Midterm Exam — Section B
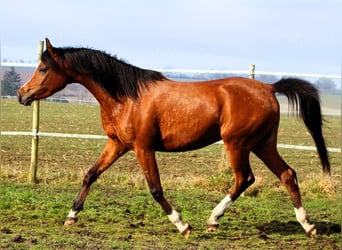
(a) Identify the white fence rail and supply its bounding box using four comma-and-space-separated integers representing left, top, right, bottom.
1, 131, 340, 153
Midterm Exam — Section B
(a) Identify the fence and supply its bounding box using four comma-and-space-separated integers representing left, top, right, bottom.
1, 42, 341, 183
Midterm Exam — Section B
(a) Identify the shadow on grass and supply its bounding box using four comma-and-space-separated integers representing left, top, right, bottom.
256, 220, 341, 236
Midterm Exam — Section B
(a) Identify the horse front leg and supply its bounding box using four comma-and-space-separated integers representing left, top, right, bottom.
64, 139, 128, 226
135, 149, 192, 238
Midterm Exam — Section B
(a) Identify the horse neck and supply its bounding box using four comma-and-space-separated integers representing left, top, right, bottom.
75, 76, 122, 107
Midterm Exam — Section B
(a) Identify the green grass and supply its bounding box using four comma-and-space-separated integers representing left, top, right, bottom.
0, 183, 341, 249
1, 99, 341, 249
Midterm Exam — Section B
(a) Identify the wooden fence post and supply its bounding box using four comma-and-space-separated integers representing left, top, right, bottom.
28, 40, 44, 183
249, 64, 255, 79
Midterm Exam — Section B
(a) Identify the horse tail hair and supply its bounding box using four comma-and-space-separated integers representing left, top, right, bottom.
272, 78, 330, 175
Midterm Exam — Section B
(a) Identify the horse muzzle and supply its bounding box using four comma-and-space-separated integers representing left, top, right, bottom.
17, 89, 34, 106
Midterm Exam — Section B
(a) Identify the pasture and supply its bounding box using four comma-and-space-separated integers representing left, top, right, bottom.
0, 99, 341, 249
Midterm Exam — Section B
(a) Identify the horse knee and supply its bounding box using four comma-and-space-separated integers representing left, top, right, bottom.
150, 188, 164, 202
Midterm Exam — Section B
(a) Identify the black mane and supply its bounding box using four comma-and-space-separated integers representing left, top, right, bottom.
41, 46, 166, 99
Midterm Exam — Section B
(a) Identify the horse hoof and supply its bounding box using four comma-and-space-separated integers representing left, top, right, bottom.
181, 225, 192, 238
306, 226, 317, 239
64, 217, 78, 226
206, 224, 218, 233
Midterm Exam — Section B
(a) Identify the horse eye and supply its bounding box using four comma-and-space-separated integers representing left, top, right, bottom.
39, 67, 48, 73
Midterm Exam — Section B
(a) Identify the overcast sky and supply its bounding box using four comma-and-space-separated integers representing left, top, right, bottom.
1, 0, 341, 75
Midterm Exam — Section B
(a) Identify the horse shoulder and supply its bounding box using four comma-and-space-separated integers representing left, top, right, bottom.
99, 100, 137, 147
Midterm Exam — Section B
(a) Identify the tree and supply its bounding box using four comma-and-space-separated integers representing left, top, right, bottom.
315, 77, 336, 91
1, 67, 22, 96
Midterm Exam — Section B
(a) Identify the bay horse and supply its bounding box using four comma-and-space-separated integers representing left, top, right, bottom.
18, 38, 330, 238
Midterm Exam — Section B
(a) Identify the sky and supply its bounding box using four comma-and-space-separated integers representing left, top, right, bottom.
1, 0, 341, 76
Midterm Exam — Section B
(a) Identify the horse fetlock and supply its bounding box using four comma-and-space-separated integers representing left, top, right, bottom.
64, 209, 79, 226
168, 209, 190, 236
294, 207, 316, 237
181, 224, 192, 238
306, 226, 317, 239
207, 194, 233, 229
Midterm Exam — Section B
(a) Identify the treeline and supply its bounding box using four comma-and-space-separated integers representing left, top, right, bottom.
165, 72, 339, 91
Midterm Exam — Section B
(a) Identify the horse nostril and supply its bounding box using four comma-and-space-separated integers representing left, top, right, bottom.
17, 92, 22, 103
17, 92, 31, 106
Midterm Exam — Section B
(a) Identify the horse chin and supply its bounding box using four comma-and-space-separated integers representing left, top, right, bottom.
23, 99, 33, 106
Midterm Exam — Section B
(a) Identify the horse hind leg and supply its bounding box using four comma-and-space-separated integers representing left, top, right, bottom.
207, 148, 255, 232
253, 139, 316, 238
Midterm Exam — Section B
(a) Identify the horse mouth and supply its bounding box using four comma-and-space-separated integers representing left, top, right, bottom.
18, 94, 34, 106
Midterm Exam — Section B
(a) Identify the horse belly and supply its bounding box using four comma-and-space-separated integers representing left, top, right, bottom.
151, 81, 222, 151
158, 121, 221, 152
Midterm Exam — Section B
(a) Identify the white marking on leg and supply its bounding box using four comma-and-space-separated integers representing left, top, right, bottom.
208, 194, 233, 226
67, 209, 78, 219
168, 209, 189, 233
294, 207, 315, 233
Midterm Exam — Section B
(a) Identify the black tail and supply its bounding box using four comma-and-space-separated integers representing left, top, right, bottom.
272, 78, 330, 175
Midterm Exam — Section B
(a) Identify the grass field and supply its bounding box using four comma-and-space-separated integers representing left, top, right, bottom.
0, 99, 341, 249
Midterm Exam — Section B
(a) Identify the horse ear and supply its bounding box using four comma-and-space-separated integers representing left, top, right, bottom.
45, 38, 60, 62
46, 38, 54, 53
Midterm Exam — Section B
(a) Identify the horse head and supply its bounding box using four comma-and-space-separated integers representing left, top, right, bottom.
18, 38, 70, 106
